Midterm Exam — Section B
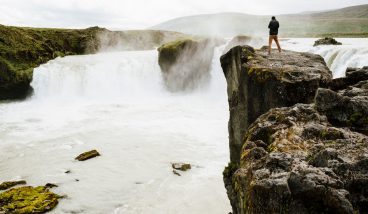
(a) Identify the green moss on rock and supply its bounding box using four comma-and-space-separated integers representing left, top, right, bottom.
0, 180, 26, 191
0, 186, 60, 213
157, 38, 197, 72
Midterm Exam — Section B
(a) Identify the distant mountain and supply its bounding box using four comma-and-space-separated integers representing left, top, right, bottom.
151, 4, 368, 37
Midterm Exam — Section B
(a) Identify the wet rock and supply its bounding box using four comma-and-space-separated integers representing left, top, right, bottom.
227, 104, 368, 213
220, 45, 331, 163
329, 67, 368, 91
75, 150, 100, 161
171, 163, 191, 171
316, 80, 368, 134
314, 37, 342, 46
0, 180, 26, 191
0, 186, 60, 213
158, 38, 223, 91
172, 170, 182, 176
45, 183, 58, 189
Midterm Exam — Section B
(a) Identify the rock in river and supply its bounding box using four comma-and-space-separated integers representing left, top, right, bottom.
0, 180, 26, 191
75, 150, 101, 161
0, 186, 60, 213
314, 37, 342, 46
172, 163, 191, 171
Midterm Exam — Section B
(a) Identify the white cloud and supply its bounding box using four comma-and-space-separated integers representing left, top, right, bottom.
0, 0, 367, 29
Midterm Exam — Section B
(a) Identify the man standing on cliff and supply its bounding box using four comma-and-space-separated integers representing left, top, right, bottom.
268, 16, 282, 55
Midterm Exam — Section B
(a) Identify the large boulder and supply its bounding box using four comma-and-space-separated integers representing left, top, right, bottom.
314, 37, 342, 46
227, 104, 368, 214
158, 38, 223, 91
220, 45, 331, 163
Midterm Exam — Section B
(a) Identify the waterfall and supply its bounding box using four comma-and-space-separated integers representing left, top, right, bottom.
282, 38, 368, 78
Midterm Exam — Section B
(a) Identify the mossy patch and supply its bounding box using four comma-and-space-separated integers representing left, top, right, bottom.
223, 162, 239, 178
0, 186, 60, 213
347, 112, 363, 126
0, 180, 26, 191
247, 67, 273, 83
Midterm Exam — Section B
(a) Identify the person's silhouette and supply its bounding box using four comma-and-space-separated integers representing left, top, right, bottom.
268, 16, 282, 54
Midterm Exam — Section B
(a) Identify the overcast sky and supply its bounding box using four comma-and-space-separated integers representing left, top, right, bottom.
0, 0, 367, 29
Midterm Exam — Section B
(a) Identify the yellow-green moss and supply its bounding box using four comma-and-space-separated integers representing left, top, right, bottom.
0, 186, 60, 213
266, 143, 276, 153
157, 38, 195, 52
247, 67, 272, 83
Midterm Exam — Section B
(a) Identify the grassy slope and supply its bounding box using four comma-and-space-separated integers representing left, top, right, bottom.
0, 25, 187, 100
152, 4, 368, 37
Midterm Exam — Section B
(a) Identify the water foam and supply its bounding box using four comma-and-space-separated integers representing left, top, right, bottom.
282, 38, 368, 78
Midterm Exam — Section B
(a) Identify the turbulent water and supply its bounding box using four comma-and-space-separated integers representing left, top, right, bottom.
282, 38, 368, 78
0, 38, 367, 213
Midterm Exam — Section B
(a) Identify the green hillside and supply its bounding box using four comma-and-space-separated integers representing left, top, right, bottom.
152, 4, 368, 37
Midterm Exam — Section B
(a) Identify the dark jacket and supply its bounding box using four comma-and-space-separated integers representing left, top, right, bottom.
268, 20, 279, 35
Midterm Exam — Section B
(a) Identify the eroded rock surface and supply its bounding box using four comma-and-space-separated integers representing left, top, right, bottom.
221, 45, 368, 214
220, 45, 331, 163
227, 104, 367, 214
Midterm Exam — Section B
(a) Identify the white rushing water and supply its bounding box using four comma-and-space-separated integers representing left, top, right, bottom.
0, 38, 367, 213
281, 38, 368, 78
0, 49, 230, 214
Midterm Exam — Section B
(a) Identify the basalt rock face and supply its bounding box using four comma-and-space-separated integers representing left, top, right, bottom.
221, 45, 368, 214
220, 45, 332, 163
158, 38, 224, 91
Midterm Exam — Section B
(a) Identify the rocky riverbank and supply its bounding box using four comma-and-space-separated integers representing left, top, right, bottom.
0, 25, 187, 100
221, 46, 368, 213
